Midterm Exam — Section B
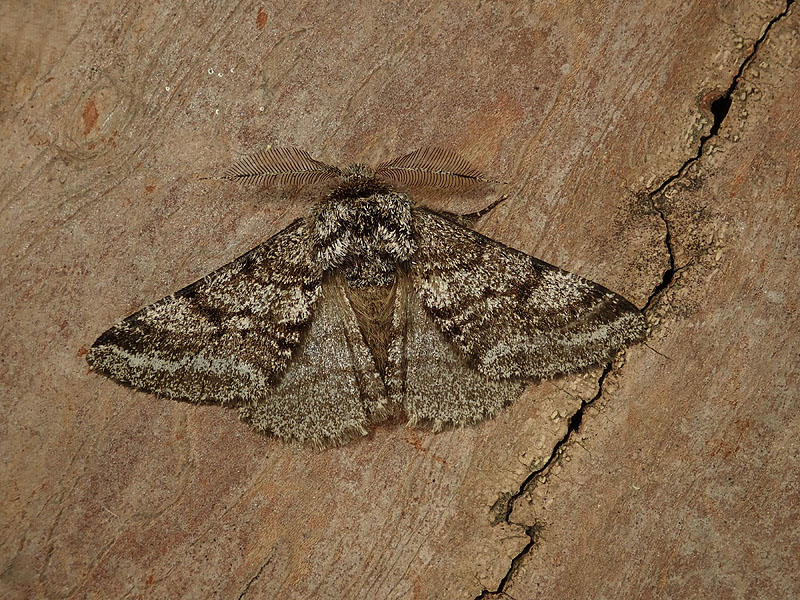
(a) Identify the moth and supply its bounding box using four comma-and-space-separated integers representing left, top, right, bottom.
87, 147, 645, 446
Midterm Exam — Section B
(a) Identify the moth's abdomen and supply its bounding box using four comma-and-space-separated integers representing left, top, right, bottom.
311, 191, 416, 287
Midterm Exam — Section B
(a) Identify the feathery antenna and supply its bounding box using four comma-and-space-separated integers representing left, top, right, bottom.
374, 148, 494, 188
210, 147, 342, 186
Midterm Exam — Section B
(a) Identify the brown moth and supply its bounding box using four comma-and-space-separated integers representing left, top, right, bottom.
87, 148, 645, 447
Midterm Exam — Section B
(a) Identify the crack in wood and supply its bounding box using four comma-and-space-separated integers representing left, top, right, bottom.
474, 363, 613, 600
237, 555, 272, 600
645, 0, 793, 311
473, 2, 794, 596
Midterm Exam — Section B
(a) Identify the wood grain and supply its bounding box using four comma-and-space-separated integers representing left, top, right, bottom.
507, 5, 800, 598
1, 1, 795, 598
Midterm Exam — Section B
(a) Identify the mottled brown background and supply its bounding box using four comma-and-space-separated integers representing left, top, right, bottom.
1, 1, 798, 598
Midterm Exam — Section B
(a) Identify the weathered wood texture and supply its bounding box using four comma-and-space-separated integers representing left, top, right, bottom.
1, 1, 796, 598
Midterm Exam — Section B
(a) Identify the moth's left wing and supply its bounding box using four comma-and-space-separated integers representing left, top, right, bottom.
390, 276, 526, 429
87, 219, 322, 406
410, 208, 646, 381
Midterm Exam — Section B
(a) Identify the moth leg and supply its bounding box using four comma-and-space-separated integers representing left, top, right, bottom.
440, 195, 508, 227
460, 194, 507, 221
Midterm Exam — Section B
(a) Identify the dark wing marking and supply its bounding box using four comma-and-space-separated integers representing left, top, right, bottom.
410, 208, 646, 381
375, 148, 491, 188
387, 275, 525, 429
238, 276, 392, 446
87, 219, 322, 407
217, 147, 342, 186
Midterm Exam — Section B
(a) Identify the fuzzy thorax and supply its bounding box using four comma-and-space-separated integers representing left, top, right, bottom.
311, 167, 416, 288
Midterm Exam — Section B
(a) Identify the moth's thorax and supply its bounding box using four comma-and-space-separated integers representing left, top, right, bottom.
311, 174, 416, 287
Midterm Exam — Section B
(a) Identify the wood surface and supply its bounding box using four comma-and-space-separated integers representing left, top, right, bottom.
1, 1, 797, 598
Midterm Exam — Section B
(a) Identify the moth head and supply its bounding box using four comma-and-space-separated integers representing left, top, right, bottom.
329, 163, 391, 200
340, 163, 376, 182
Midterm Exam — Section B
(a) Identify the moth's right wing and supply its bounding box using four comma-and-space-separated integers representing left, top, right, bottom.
240, 276, 391, 446
87, 219, 325, 404
88, 219, 390, 446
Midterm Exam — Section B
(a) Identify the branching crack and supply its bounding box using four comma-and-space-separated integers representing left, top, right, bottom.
644, 0, 792, 311
474, 364, 613, 600
476, 5, 793, 595
643, 198, 675, 312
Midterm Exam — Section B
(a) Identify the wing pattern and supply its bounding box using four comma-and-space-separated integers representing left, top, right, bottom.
410, 208, 646, 381
239, 277, 391, 446
87, 219, 322, 407
88, 167, 646, 445
386, 275, 526, 429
